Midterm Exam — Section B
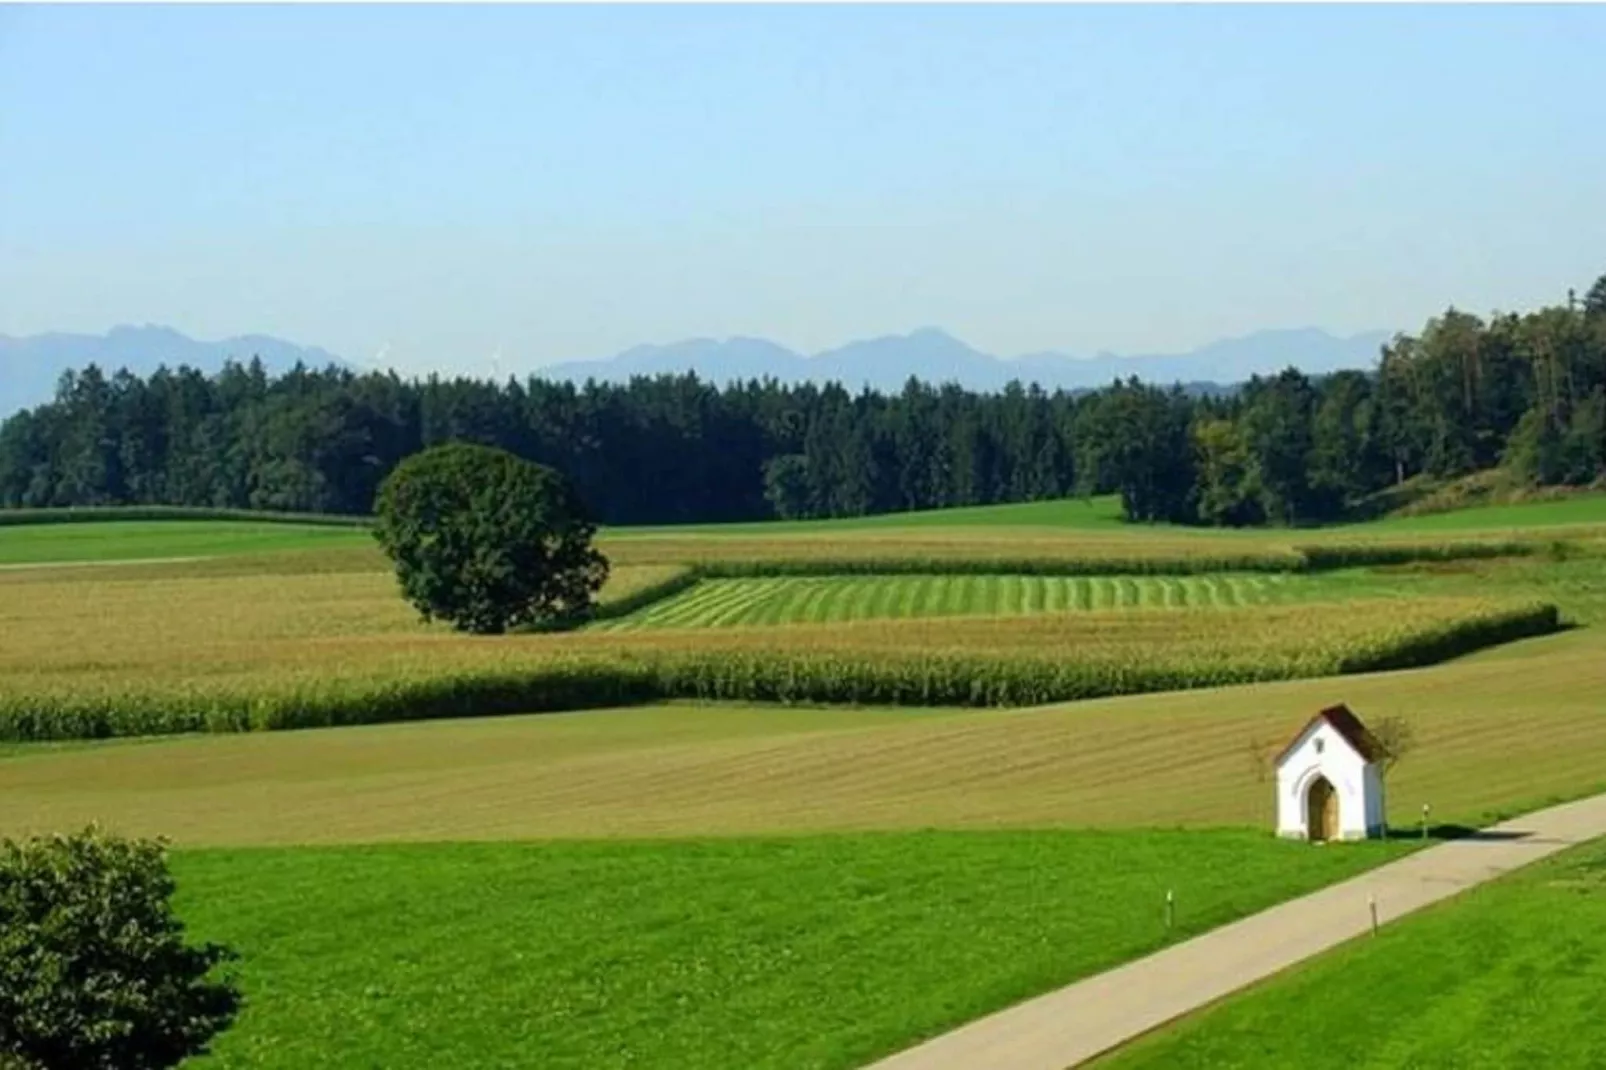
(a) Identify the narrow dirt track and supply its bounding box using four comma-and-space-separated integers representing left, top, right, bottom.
0, 555, 205, 571
863, 792, 1606, 1070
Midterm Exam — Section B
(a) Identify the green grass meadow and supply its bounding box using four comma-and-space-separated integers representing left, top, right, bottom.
0, 519, 369, 566
1357, 493, 1606, 534
603, 494, 1132, 536
606, 489, 1606, 539
1101, 835, 1606, 1070
4, 490, 1600, 568
173, 831, 1407, 1070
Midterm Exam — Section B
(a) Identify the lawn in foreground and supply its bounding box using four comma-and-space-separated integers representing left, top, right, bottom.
173, 830, 1407, 1070
1099, 835, 1606, 1070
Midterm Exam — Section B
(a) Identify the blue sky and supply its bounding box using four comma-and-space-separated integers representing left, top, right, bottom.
2, 3, 1603, 376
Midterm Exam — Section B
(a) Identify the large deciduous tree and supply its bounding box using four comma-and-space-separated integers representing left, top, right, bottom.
1238, 368, 1318, 525
1192, 416, 1261, 527
373, 442, 609, 634
1076, 379, 1197, 523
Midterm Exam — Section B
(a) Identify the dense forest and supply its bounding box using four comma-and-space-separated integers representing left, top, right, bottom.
2, 274, 1603, 528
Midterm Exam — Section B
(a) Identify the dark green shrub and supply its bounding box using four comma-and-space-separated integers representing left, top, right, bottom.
0, 827, 240, 1069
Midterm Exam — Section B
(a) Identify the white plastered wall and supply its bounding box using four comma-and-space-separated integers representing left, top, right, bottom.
1275, 720, 1384, 841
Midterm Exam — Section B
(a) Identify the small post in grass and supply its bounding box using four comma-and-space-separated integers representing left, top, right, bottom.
1165, 889, 1175, 934
1368, 894, 1379, 936
1421, 803, 1431, 841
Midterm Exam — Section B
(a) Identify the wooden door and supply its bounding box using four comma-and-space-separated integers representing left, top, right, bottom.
1306, 777, 1337, 842
1322, 783, 1340, 840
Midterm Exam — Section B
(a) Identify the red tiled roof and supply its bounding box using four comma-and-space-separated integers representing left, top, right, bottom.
1274, 703, 1386, 766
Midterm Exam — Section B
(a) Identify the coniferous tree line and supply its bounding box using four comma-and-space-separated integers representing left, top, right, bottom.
2, 274, 1603, 527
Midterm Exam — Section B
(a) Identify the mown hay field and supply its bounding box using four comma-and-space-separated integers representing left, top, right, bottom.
592, 571, 1388, 630
4, 623, 1603, 846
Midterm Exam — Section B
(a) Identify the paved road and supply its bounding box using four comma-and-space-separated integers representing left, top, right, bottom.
864, 793, 1606, 1070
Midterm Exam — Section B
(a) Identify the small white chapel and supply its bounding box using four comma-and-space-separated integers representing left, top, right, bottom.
1274, 703, 1387, 842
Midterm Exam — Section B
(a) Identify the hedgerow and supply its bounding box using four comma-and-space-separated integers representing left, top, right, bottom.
0, 506, 370, 528
1292, 540, 1536, 571
679, 540, 1540, 579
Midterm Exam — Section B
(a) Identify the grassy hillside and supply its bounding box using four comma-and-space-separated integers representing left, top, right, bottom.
0, 518, 369, 566
0, 505, 370, 529
609, 490, 1606, 538
606, 495, 1130, 535
1101, 835, 1606, 1070
2, 491, 1604, 570
1353, 492, 1606, 533
171, 831, 1403, 1070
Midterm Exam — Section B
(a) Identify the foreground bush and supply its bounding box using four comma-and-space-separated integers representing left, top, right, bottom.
0, 827, 240, 1069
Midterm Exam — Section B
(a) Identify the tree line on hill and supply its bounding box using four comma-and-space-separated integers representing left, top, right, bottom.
2, 274, 1603, 527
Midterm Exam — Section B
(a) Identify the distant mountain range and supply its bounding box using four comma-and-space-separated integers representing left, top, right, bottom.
0, 325, 352, 417
0, 323, 1395, 417
541, 326, 1395, 395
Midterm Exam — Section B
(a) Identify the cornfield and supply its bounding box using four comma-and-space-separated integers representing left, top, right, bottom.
0, 577, 1559, 739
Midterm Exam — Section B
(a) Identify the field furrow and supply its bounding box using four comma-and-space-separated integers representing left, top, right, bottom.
595, 569, 1416, 631
941, 575, 966, 616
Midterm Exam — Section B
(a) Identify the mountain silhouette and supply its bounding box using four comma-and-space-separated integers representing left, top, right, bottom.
539, 325, 1394, 393
0, 325, 352, 415
1, 323, 1394, 417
